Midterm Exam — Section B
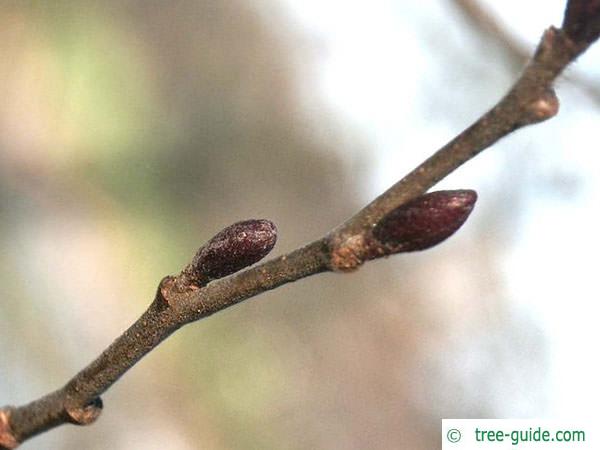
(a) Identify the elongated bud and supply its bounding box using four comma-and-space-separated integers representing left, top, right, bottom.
373, 190, 477, 252
329, 190, 477, 273
185, 219, 277, 285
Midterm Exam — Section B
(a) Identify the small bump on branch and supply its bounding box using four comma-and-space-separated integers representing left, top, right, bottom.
521, 88, 559, 125
65, 398, 103, 426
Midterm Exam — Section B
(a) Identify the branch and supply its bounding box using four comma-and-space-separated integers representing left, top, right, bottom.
451, 0, 600, 106
2, 1, 599, 447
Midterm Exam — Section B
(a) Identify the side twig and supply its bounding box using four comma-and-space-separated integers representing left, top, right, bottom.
1, 1, 599, 447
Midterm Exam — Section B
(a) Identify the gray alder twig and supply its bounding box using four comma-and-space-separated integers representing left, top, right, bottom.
451, 0, 600, 106
1, 1, 599, 447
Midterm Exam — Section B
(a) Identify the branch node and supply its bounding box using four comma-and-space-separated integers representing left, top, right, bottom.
0, 409, 19, 449
155, 276, 178, 308
329, 234, 367, 273
65, 398, 103, 426
523, 89, 559, 124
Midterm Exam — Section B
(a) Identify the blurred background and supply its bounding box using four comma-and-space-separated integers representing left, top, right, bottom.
1, 0, 599, 448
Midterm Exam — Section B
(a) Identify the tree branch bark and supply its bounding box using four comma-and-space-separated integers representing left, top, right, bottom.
1, 1, 599, 447
451, 0, 600, 106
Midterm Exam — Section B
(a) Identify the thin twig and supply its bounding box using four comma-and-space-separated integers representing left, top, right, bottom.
1, 1, 599, 447
451, 0, 600, 106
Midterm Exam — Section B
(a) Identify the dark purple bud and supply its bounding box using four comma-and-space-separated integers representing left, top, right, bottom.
563, 0, 600, 44
373, 190, 477, 252
188, 219, 277, 284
